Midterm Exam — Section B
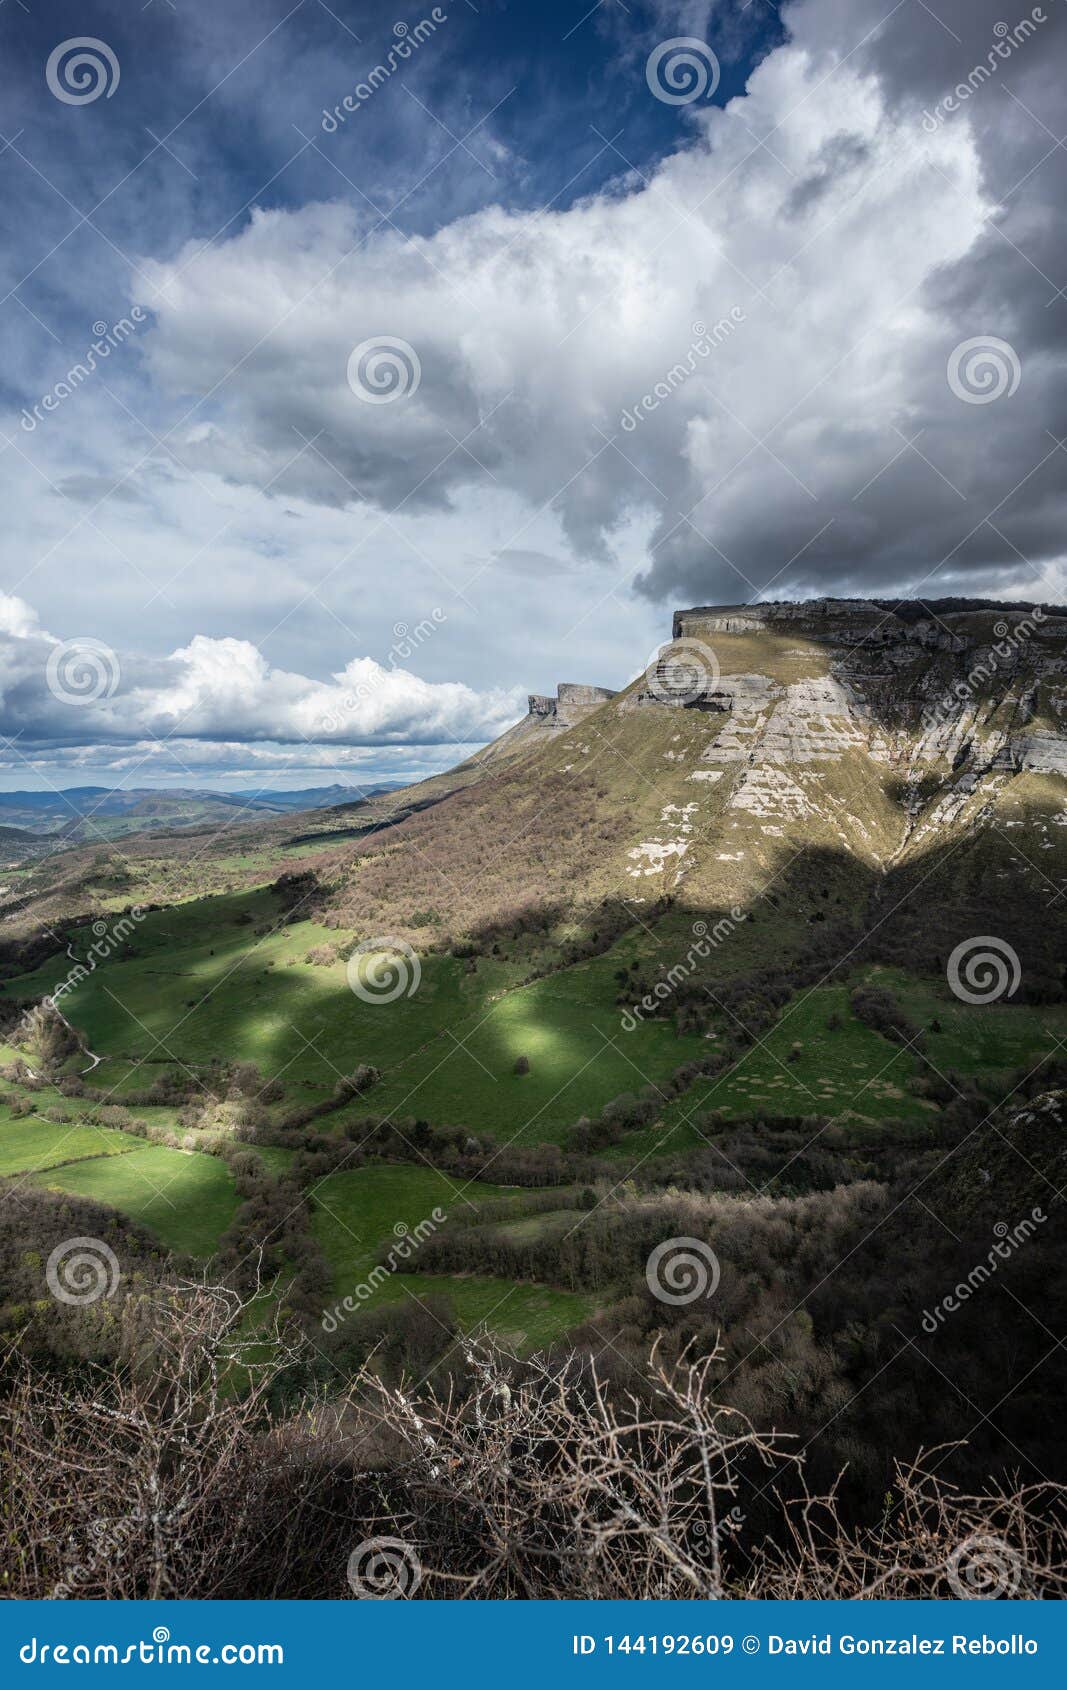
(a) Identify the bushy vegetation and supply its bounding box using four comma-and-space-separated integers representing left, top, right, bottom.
3, 1277, 1064, 1600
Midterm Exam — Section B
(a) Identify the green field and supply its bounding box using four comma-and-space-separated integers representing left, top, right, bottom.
30, 1143, 239, 1256
312, 1164, 595, 1349
1, 890, 521, 1106
7, 871, 1064, 1356
612, 969, 1067, 1159
363, 951, 712, 1140
1, 891, 724, 1140
0, 1109, 133, 1177
611, 984, 935, 1158
869, 965, 1067, 1079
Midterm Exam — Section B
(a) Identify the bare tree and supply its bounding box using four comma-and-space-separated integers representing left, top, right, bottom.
3, 1289, 1065, 1601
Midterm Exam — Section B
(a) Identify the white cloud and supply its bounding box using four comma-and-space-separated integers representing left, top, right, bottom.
3, 0, 1065, 782
0, 736, 483, 792
0, 592, 525, 758
132, 20, 1063, 608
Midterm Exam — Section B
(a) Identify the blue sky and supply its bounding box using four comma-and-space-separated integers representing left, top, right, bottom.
1, 0, 1064, 790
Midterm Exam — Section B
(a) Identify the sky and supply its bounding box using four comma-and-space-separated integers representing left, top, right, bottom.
0, 0, 1065, 792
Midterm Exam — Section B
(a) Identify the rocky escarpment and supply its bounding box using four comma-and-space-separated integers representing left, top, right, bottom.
477, 682, 617, 768
528, 683, 617, 726
660, 599, 1067, 787
605, 597, 1067, 894
673, 597, 1065, 647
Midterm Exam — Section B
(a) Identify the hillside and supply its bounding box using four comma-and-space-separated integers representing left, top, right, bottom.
10, 597, 1065, 957
2, 597, 1065, 1541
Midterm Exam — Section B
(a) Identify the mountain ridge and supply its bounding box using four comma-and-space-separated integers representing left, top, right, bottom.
2, 597, 1065, 982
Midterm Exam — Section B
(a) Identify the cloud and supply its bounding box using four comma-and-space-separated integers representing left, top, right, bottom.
128, 0, 1067, 613
0, 594, 525, 760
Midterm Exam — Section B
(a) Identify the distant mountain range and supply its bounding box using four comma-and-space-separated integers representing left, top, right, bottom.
0, 783, 398, 853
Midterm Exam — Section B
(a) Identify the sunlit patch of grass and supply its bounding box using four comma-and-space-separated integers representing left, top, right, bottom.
0, 1108, 133, 1177
30, 1143, 238, 1256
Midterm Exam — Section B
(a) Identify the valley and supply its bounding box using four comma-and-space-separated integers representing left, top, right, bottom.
3, 596, 1066, 1594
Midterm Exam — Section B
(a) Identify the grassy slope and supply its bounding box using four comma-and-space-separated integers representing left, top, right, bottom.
0, 891, 764, 1140
869, 964, 1067, 1078
0, 1109, 133, 1176
363, 951, 710, 1141
608, 983, 931, 1159
2, 891, 522, 1105
312, 1164, 595, 1350
4, 616, 1066, 1356
29, 1144, 238, 1256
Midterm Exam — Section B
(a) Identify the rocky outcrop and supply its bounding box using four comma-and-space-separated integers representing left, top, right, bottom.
523, 684, 616, 728
673, 598, 1067, 642
661, 600, 1067, 782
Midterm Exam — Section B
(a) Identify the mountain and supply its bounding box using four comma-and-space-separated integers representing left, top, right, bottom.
302, 599, 1067, 996
3, 598, 1065, 982
0, 782, 377, 835
3, 597, 1066, 1585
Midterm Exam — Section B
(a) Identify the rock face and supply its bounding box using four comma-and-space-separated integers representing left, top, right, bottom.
481, 682, 617, 768
524, 684, 616, 728
293, 594, 1067, 955
663, 600, 1067, 784
471, 598, 1067, 907
565, 596, 1067, 902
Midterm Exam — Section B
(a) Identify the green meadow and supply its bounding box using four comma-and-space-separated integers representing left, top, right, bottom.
868, 965, 1067, 1079
5, 879, 1062, 1356
312, 1164, 595, 1350
2, 891, 519, 1105
611, 984, 933, 1158
2, 892, 714, 1138
30, 1143, 239, 1257
361, 952, 714, 1140
0, 1109, 133, 1177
